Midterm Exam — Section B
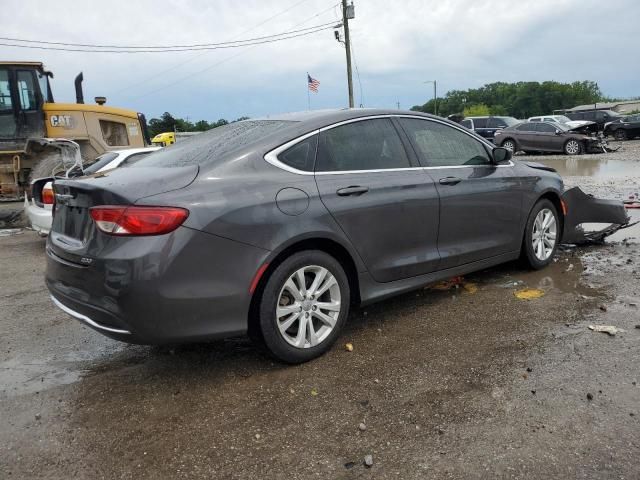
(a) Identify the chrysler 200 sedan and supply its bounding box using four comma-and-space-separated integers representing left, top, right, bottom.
47, 109, 564, 363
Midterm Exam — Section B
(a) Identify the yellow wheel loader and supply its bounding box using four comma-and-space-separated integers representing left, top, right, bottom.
0, 62, 150, 199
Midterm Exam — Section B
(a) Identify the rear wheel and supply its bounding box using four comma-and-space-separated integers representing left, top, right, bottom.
614, 129, 627, 140
256, 250, 350, 363
501, 139, 517, 153
521, 199, 559, 269
563, 139, 582, 155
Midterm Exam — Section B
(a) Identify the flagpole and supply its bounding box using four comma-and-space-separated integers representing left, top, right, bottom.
306, 72, 310, 111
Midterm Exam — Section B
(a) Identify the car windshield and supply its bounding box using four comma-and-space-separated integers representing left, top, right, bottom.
83, 152, 118, 174
132, 120, 295, 168
554, 122, 571, 131
555, 116, 572, 123
502, 117, 520, 127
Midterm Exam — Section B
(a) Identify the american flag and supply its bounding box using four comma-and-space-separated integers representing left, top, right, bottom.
308, 74, 320, 93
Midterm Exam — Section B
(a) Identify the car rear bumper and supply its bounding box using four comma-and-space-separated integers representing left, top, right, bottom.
24, 198, 52, 236
46, 227, 271, 344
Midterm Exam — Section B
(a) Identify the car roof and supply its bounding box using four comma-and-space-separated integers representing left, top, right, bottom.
253, 108, 439, 124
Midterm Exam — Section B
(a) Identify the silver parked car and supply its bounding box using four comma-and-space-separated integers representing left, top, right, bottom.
47, 109, 565, 363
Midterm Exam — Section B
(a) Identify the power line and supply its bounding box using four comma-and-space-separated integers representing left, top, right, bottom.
0, 22, 337, 50
0, 23, 337, 53
129, 3, 341, 100
115, 0, 317, 94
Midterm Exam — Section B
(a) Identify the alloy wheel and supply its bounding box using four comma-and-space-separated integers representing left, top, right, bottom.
565, 140, 580, 155
614, 130, 627, 140
276, 265, 341, 349
532, 208, 557, 261
503, 140, 515, 152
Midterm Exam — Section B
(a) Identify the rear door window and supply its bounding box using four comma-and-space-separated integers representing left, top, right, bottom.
472, 118, 488, 128
535, 123, 557, 133
316, 119, 410, 171
399, 118, 491, 167
487, 118, 506, 128
516, 123, 536, 132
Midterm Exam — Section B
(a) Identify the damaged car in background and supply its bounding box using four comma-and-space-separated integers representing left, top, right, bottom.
24, 139, 160, 236
495, 121, 615, 155
42, 109, 634, 364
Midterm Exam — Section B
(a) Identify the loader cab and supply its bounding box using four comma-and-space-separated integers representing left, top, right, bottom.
0, 62, 52, 152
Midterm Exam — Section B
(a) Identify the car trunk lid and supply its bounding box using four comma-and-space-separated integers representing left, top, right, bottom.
49, 166, 197, 263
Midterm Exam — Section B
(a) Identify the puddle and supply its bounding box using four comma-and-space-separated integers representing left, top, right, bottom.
532, 157, 640, 179
0, 356, 85, 397
607, 209, 640, 243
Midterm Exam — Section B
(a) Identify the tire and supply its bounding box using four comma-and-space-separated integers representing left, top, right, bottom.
521, 199, 560, 270
256, 250, 350, 363
614, 129, 627, 141
501, 139, 517, 153
563, 139, 583, 155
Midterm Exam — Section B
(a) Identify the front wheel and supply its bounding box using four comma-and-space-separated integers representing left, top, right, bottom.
256, 250, 350, 363
564, 139, 583, 155
521, 199, 560, 270
501, 139, 517, 153
614, 129, 627, 140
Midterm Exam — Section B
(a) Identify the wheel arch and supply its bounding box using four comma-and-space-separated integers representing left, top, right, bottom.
247, 236, 361, 339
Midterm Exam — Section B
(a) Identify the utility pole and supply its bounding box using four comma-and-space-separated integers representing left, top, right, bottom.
424, 80, 437, 116
341, 0, 354, 108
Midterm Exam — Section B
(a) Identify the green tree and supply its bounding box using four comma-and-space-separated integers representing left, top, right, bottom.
411, 80, 606, 118
463, 103, 490, 117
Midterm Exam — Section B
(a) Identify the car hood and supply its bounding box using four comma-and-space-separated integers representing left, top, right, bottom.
565, 121, 599, 134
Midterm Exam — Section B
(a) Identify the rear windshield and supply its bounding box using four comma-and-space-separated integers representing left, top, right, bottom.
83, 152, 118, 174
132, 120, 295, 168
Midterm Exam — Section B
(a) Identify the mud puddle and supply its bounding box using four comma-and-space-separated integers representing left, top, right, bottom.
532, 156, 640, 179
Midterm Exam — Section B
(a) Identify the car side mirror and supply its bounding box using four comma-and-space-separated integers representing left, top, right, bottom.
555, 129, 561, 135
493, 147, 511, 164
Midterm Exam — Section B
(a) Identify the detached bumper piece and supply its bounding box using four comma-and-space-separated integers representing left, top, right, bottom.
586, 137, 619, 154
561, 187, 636, 244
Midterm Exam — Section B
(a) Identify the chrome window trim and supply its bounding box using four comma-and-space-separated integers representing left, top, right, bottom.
51, 295, 131, 335
263, 114, 509, 175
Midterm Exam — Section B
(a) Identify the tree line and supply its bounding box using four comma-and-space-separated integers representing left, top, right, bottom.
147, 112, 250, 137
410, 80, 617, 118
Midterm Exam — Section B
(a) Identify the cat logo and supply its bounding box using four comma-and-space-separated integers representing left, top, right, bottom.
49, 115, 75, 129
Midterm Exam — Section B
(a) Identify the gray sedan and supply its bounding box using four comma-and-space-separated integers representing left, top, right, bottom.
46, 109, 564, 363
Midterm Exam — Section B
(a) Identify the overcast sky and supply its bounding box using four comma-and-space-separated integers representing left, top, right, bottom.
3, 0, 639, 121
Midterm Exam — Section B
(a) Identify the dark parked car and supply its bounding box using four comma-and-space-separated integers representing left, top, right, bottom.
565, 110, 621, 130
604, 114, 640, 140
460, 116, 520, 142
494, 121, 604, 155
47, 109, 565, 363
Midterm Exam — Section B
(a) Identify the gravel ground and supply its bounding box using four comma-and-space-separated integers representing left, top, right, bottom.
1, 140, 639, 479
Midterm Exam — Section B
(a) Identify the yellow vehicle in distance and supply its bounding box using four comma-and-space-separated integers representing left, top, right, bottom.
151, 131, 202, 147
151, 132, 175, 146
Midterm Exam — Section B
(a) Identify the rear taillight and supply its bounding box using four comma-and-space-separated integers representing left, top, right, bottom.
89, 206, 189, 236
42, 187, 55, 205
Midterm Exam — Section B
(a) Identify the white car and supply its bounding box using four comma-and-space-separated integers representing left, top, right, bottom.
25, 147, 161, 236
528, 115, 591, 129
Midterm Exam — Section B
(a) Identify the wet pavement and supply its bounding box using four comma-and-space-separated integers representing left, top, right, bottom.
1, 141, 639, 479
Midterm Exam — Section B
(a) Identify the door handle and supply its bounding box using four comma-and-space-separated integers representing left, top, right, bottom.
336, 185, 369, 196
438, 177, 462, 186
